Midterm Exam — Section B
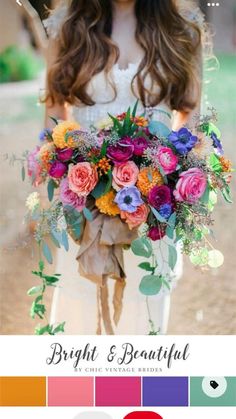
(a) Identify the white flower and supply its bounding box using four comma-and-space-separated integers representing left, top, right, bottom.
26, 192, 40, 212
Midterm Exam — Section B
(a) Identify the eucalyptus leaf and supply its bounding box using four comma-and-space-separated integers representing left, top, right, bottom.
148, 120, 171, 137
151, 206, 166, 223
61, 229, 69, 251
138, 262, 154, 272
168, 244, 178, 270
131, 237, 153, 258
47, 178, 55, 202
200, 184, 210, 205
83, 207, 93, 222
189, 247, 209, 266
91, 180, 107, 199
21, 166, 25, 181
42, 241, 53, 264
139, 274, 162, 296
50, 232, 61, 249
208, 249, 224, 268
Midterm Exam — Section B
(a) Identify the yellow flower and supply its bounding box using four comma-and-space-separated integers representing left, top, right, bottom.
96, 189, 120, 216
137, 167, 163, 196
52, 121, 80, 149
132, 116, 148, 127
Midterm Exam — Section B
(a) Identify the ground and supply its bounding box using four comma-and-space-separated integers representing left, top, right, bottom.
0, 54, 235, 335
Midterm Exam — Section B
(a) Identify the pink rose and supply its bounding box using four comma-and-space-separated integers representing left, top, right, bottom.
156, 146, 178, 174
49, 161, 67, 178
60, 178, 86, 211
112, 161, 139, 190
68, 162, 98, 196
174, 167, 207, 203
121, 204, 149, 230
27, 146, 43, 186
147, 225, 166, 241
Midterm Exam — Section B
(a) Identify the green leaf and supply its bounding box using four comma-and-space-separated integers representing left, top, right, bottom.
131, 237, 153, 258
162, 277, 171, 291
189, 247, 209, 266
47, 178, 56, 202
100, 140, 108, 157
83, 207, 93, 222
42, 241, 53, 264
27, 286, 43, 296
148, 121, 171, 137
49, 116, 58, 125
221, 185, 233, 203
52, 321, 66, 334
50, 232, 61, 248
139, 274, 162, 296
132, 99, 139, 117
208, 249, 224, 268
43, 275, 60, 284
91, 180, 107, 199
200, 184, 210, 205
71, 224, 82, 239
166, 212, 176, 239
209, 153, 222, 174
61, 229, 69, 251
138, 262, 154, 272
151, 206, 166, 223
168, 244, 178, 270
21, 166, 25, 181
39, 260, 44, 272
35, 324, 52, 335
104, 169, 113, 195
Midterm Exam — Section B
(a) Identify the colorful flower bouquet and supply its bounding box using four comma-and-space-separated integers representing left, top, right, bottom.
24, 102, 233, 334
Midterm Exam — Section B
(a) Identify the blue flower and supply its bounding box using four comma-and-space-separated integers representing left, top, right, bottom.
211, 132, 223, 155
159, 203, 172, 220
168, 127, 197, 155
39, 128, 52, 142
114, 186, 143, 213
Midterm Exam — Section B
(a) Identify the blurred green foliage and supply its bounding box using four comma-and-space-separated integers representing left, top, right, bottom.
0, 45, 43, 83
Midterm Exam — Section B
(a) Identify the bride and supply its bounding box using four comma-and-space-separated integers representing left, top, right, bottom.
43, 0, 204, 335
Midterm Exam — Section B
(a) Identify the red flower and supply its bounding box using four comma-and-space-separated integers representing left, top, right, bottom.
147, 226, 166, 241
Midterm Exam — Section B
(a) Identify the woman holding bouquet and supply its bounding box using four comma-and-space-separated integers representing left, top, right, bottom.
43, 0, 204, 334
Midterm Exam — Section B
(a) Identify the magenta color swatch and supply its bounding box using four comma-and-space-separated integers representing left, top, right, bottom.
48, 377, 94, 406
95, 377, 141, 406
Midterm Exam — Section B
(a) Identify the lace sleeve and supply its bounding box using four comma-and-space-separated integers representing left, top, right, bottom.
43, 5, 68, 39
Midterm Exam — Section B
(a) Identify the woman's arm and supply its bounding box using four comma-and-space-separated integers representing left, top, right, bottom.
44, 38, 69, 128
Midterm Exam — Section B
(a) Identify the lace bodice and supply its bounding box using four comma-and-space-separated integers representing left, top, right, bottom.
71, 62, 173, 129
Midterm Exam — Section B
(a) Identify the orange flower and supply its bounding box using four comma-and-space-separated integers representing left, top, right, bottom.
137, 167, 163, 196
39, 143, 55, 170
219, 156, 232, 172
96, 157, 111, 175
132, 116, 148, 127
52, 121, 80, 149
68, 162, 98, 196
96, 190, 120, 216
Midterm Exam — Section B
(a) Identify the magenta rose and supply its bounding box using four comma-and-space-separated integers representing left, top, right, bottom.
133, 137, 149, 156
148, 185, 172, 209
147, 226, 166, 241
156, 146, 178, 174
56, 148, 73, 162
27, 146, 43, 186
107, 138, 134, 163
49, 161, 67, 178
60, 178, 86, 211
174, 167, 207, 204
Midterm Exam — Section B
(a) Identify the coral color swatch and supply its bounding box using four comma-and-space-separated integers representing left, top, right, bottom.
0, 376, 46, 406
48, 377, 94, 406
95, 377, 141, 406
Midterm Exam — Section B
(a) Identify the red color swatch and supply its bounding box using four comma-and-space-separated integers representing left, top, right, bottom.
95, 377, 141, 406
48, 377, 94, 406
124, 413, 163, 419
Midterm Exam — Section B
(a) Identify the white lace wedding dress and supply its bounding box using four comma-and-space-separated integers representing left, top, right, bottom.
45, 8, 183, 335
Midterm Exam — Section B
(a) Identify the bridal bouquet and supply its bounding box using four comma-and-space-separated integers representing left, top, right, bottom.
24, 103, 232, 334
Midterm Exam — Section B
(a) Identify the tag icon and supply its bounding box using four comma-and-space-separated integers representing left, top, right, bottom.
202, 377, 228, 398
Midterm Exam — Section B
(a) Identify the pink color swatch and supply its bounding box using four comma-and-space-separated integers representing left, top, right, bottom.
95, 377, 141, 406
48, 377, 94, 406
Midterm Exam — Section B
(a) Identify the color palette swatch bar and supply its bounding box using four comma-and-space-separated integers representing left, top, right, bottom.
143, 376, 189, 406
1, 376, 235, 407
0, 376, 46, 406
96, 377, 141, 406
